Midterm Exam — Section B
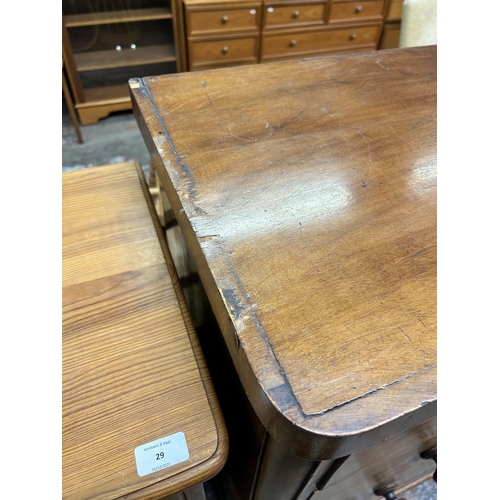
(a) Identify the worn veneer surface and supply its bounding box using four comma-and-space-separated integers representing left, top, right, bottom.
62, 162, 227, 499
130, 46, 437, 459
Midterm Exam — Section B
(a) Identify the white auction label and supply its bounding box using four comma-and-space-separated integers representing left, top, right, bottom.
134, 431, 189, 477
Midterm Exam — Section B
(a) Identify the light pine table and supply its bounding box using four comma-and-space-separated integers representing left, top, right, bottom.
62, 162, 228, 500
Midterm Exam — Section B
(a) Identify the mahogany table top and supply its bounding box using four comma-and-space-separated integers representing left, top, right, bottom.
130, 46, 437, 460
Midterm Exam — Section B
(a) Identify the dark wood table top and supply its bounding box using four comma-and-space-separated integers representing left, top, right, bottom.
130, 46, 437, 460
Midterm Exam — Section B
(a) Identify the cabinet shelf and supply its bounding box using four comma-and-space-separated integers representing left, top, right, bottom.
71, 84, 134, 125
80, 84, 132, 106
64, 7, 173, 27
74, 44, 177, 71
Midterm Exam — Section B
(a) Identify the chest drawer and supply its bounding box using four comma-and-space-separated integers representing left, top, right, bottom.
299, 417, 437, 500
329, 0, 385, 22
263, 3, 326, 29
188, 36, 258, 69
261, 24, 380, 60
186, 6, 260, 36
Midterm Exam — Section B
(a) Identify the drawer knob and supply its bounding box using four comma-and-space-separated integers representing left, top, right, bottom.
420, 445, 437, 482
349, 33, 357, 40
222, 46, 229, 54
222, 15, 229, 23
355, 5, 363, 13
293, 10, 300, 18
290, 39, 297, 47
115, 45, 122, 51
268, 7, 274, 12
374, 481, 407, 500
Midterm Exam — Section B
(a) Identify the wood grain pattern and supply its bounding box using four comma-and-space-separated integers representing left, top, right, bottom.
130, 46, 436, 460
62, 162, 227, 500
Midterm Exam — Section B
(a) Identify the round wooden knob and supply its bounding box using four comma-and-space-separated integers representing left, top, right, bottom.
293, 10, 300, 18
355, 5, 363, 13
374, 481, 407, 500
350, 33, 357, 40
222, 15, 229, 23
290, 39, 297, 47
222, 46, 229, 54
420, 445, 437, 482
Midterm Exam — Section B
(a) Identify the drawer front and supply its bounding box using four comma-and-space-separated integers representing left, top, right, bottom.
295, 416, 437, 500
310, 418, 436, 500
261, 25, 380, 59
187, 7, 260, 36
263, 3, 326, 28
188, 36, 258, 69
329, 0, 385, 22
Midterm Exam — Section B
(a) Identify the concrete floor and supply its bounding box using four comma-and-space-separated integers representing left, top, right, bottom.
62, 100, 151, 179
62, 106, 437, 500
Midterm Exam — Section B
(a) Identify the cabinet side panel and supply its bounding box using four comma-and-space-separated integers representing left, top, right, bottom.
62, 19, 85, 103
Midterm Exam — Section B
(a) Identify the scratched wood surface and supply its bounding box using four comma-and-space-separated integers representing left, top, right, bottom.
62, 162, 228, 500
130, 46, 437, 460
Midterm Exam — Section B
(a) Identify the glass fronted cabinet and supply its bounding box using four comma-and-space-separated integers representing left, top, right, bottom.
62, 0, 186, 124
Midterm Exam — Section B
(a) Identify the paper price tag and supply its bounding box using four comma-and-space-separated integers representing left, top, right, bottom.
134, 432, 189, 477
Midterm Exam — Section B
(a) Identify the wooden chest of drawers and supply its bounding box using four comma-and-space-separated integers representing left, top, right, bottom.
184, 0, 389, 70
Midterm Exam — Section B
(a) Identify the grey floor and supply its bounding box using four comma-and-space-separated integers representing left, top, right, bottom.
62, 104, 437, 500
62, 100, 151, 178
